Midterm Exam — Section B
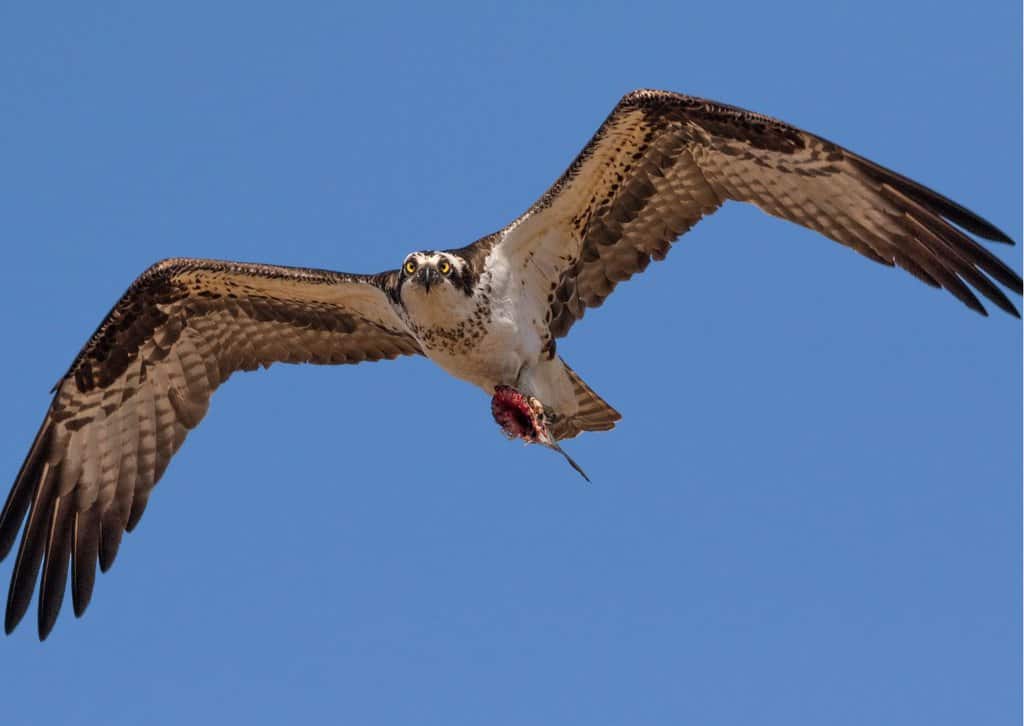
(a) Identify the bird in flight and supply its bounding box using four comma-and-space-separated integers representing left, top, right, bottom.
1, 90, 1020, 640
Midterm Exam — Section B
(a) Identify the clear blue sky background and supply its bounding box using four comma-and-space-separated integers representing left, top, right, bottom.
0, 3, 1020, 724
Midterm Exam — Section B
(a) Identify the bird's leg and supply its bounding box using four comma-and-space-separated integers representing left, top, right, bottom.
490, 385, 590, 481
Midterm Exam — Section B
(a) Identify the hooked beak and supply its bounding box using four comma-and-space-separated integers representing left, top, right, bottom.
417, 266, 439, 293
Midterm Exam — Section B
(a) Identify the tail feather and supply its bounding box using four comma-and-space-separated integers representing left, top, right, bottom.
551, 360, 621, 440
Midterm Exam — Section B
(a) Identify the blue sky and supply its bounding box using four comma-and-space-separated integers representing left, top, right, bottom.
0, 2, 1020, 724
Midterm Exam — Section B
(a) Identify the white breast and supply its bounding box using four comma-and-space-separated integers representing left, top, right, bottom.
401, 245, 549, 393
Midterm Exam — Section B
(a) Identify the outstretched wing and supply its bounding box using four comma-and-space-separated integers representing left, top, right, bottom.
0, 258, 420, 639
478, 89, 1021, 344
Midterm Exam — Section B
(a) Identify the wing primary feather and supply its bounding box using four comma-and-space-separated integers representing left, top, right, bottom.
38, 496, 73, 640
892, 253, 941, 288
97, 516, 124, 573
0, 420, 52, 561
905, 216, 1020, 317
4, 460, 61, 635
954, 241, 1024, 294
880, 183, 1023, 295
126, 490, 151, 532
901, 239, 988, 315
71, 507, 100, 618
876, 183, 1021, 316
851, 154, 1015, 244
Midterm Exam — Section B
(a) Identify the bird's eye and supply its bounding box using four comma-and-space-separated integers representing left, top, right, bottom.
404, 260, 418, 275
438, 260, 452, 275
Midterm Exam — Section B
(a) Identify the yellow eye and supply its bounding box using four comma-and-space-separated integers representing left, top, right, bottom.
438, 260, 451, 275
404, 260, 417, 275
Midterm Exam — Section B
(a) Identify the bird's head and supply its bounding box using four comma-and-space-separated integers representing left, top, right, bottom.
398, 251, 474, 304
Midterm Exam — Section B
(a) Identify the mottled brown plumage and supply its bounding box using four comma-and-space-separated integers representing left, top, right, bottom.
1, 259, 419, 638
496, 90, 1019, 351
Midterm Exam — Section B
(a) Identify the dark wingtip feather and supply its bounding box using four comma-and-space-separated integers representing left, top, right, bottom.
931, 196, 1016, 245
126, 491, 151, 533
71, 509, 100, 618
0, 421, 52, 562
958, 291, 988, 317
851, 154, 1017, 245
983, 226, 1014, 245
5, 459, 62, 636
98, 519, 124, 573
979, 286, 1018, 317
877, 182, 1021, 318
38, 497, 73, 640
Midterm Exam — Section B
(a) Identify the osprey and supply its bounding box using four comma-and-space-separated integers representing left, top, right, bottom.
1, 90, 1020, 639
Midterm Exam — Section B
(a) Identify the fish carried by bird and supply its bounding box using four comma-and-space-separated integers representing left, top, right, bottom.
491, 385, 591, 481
